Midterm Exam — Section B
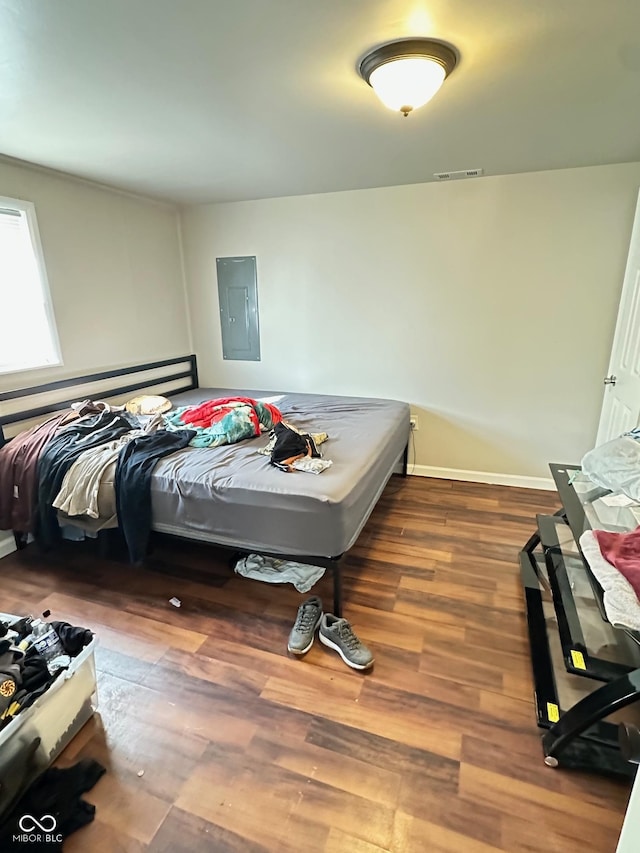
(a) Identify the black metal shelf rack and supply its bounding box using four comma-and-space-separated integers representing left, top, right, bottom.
520, 464, 640, 777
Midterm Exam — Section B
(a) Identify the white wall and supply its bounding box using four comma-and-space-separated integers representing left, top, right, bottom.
0, 157, 191, 393
181, 162, 640, 481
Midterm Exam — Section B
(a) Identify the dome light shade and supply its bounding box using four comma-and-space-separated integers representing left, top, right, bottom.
369, 57, 446, 113
359, 38, 457, 116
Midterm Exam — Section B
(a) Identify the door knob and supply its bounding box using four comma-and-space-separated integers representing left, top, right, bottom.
603, 375, 617, 386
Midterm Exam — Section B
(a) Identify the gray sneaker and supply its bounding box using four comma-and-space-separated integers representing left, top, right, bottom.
318, 613, 374, 670
287, 596, 323, 655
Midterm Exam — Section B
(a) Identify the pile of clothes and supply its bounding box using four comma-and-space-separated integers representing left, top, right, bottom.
163, 396, 334, 471
0, 399, 194, 563
581, 528, 640, 630
0, 758, 106, 851
0, 612, 93, 732
581, 428, 640, 502
0, 393, 334, 569
164, 396, 282, 447
0, 611, 105, 853
0, 611, 103, 849
577, 430, 640, 630
263, 421, 332, 474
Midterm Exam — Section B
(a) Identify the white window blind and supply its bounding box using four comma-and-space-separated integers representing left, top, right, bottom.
0, 197, 61, 374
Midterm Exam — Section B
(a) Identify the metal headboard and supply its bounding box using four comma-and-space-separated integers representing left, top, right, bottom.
0, 354, 199, 446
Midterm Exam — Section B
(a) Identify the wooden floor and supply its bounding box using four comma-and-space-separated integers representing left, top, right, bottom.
1, 476, 632, 852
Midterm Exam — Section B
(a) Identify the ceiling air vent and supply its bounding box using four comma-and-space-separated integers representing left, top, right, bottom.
433, 168, 484, 181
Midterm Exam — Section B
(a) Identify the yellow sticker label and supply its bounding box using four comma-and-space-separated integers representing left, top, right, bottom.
547, 702, 560, 723
571, 650, 586, 670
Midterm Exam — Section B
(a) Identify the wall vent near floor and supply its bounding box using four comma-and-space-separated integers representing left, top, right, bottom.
434, 168, 484, 180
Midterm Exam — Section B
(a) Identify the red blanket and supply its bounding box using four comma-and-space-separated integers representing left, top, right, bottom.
179, 397, 282, 435
594, 527, 640, 601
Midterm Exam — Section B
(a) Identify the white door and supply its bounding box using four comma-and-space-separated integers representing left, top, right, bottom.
597, 189, 640, 445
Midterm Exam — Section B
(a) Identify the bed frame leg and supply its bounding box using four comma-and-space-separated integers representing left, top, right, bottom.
332, 559, 343, 618
402, 442, 408, 477
13, 531, 27, 551
97, 530, 110, 560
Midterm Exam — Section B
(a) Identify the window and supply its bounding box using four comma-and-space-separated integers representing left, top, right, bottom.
0, 196, 61, 374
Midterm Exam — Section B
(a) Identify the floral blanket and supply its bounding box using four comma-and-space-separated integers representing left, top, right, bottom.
164, 397, 282, 448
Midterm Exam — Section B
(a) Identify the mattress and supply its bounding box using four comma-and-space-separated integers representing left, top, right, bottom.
150, 387, 410, 557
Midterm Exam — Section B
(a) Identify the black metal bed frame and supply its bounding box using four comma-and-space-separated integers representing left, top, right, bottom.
0, 355, 199, 440
0, 354, 409, 616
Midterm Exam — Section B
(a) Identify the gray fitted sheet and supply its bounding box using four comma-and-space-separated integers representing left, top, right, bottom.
150, 387, 410, 557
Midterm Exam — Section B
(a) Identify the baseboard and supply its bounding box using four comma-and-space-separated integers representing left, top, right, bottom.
409, 464, 555, 491
0, 532, 17, 560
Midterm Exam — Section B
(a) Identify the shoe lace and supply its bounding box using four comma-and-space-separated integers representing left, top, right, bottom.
336, 620, 362, 651
295, 604, 317, 632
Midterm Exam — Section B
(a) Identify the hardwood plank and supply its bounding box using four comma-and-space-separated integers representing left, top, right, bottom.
403, 792, 505, 848
500, 813, 590, 853
400, 574, 498, 606
357, 679, 537, 759
357, 538, 453, 566
464, 623, 530, 656
79, 771, 170, 845
324, 828, 389, 853
347, 603, 449, 653
418, 645, 505, 692
261, 674, 462, 760
459, 763, 624, 847
156, 647, 270, 697
305, 716, 459, 789
399, 814, 504, 853
461, 733, 630, 811
369, 662, 483, 714
0, 475, 628, 852
391, 811, 414, 853
65, 818, 147, 853
176, 741, 392, 850
148, 806, 271, 853
394, 587, 526, 637
41, 591, 208, 653
248, 728, 402, 807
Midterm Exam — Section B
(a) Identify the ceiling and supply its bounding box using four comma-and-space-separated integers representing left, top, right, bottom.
1, 0, 640, 205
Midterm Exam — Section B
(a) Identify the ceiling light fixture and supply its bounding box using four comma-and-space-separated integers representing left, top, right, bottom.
358, 38, 457, 117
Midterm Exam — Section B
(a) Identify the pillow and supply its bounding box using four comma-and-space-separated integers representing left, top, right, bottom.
125, 395, 172, 416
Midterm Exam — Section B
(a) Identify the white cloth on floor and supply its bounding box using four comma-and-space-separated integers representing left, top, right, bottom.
579, 530, 640, 631
234, 553, 325, 593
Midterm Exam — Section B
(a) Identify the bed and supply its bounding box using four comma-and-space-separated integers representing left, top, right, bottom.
0, 356, 410, 614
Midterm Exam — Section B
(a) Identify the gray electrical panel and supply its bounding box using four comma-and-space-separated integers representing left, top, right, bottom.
216, 256, 261, 361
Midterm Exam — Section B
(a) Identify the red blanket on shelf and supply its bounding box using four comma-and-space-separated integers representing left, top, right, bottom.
594, 527, 640, 601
